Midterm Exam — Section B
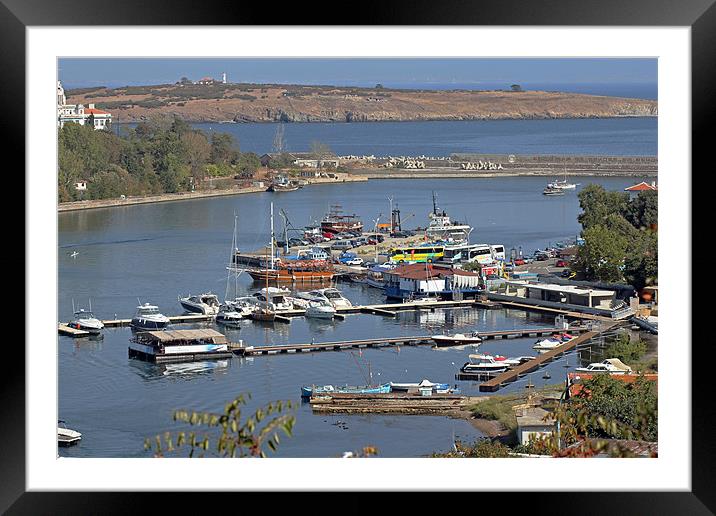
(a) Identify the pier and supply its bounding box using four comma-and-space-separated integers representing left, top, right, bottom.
232, 327, 589, 356
476, 322, 621, 392
309, 392, 482, 415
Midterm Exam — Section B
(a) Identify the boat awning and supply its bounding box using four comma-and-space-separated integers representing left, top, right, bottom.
140, 329, 228, 344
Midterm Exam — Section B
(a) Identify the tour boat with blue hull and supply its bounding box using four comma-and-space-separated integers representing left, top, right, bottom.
129, 329, 233, 363
301, 383, 391, 398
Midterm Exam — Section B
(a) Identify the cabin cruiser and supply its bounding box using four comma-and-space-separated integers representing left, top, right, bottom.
131, 303, 170, 330
296, 287, 353, 309
58, 420, 82, 446
548, 178, 578, 190
68, 307, 104, 335
431, 331, 482, 347
252, 287, 294, 312
305, 299, 337, 319
179, 293, 220, 315
575, 358, 632, 375
215, 300, 254, 327
460, 354, 510, 374
543, 185, 565, 196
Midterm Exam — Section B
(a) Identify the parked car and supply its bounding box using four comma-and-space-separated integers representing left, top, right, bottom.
561, 269, 573, 278
555, 259, 568, 267
536, 253, 549, 261
513, 258, 525, 266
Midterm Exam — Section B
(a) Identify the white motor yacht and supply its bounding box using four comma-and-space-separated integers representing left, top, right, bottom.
68, 307, 104, 335
297, 287, 353, 309
460, 354, 510, 374
179, 292, 220, 315
58, 420, 82, 446
305, 299, 337, 319
532, 333, 574, 350
131, 303, 170, 330
431, 331, 482, 347
252, 287, 294, 312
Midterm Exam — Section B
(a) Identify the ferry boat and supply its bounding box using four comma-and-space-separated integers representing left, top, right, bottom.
128, 329, 232, 363
320, 204, 363, 234
425, 192, 472, 243
130, 303, 170, 330
179, 292, 220, 315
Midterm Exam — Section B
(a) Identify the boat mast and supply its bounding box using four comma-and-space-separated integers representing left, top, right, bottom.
270, 202, 275, 270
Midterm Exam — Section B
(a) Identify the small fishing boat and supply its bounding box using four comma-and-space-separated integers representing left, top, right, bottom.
300, 382, 391, 398
68, 301, 104, 335
267, 176, 300, 192
305, 299, 337, 319
58, 420, 82, 446
131, 303, 170, 330
431, 331, 482, 347
460, 354, 510, 374
179, 293, 220, 315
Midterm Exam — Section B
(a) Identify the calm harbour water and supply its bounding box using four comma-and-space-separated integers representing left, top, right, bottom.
58, 175, 644, 458
122, 118, 657, 157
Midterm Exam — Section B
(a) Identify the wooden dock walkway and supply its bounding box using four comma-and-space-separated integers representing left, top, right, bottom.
58, 324, 91, 337
233, 326, 589, 356
309, 392, 482, 415
477, 322, 620, 392
495, 300, 614, 321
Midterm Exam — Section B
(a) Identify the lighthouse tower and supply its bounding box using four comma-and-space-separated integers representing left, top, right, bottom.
222, 72, 227, 84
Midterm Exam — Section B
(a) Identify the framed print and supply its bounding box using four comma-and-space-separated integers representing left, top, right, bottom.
4, 0, 712, 512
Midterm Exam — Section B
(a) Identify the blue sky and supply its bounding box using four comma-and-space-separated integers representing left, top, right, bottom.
58, 58, 657, 90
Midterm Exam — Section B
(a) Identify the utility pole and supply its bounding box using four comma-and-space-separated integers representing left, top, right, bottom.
387, 196, 394, 234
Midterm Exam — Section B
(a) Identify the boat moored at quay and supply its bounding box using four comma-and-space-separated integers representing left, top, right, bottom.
128, 329, 233, 363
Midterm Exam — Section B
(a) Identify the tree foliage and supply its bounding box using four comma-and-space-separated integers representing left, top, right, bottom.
574, 184, 657, 287
144, 393, 296, 458
58, 114, 259, 202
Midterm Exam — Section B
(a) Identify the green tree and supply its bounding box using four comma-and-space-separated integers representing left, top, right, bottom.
604, 333, 648, 364
145, 393, 295, 458
577, 184, 630, 230
573, 224, 628, 282
622, 190, 658, 229
210, 132, 238, 165
623, 229, 658, 290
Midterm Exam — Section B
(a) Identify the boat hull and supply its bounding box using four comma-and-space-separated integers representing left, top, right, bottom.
131, 318, 169, 330
432, 336, 482, 347
301, 383, 392, 398
248, 269, 335, 283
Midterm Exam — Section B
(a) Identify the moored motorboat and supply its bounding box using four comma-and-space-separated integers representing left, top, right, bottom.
460, 354, 510, 374
431, 331, 482, 347
68, 303, 104, 335
388, 379, 451, 392
305, 299, 337, 319
532, 333, 574, 350
296, 287, 353, 309
179, 292, 220, 315
58, 420, 82, 446
130, 303, 170, 330
543, 185, 565, 196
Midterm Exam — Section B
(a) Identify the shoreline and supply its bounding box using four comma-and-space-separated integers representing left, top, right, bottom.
57, 169, 655, 213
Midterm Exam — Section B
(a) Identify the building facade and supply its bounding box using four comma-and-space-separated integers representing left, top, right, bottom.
57, 81, 112, 130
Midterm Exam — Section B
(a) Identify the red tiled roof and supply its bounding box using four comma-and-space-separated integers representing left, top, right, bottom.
625, 182, 657, 191
85, 108, 111, 115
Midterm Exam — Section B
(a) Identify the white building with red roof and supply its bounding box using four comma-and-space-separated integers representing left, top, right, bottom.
57, 81, 112, 130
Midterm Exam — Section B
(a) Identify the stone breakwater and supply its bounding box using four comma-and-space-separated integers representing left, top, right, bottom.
346, 154, 658, 178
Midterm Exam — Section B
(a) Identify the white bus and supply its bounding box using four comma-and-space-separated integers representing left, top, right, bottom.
489, 244, 506, 262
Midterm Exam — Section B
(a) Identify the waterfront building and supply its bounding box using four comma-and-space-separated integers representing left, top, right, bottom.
625, 181, 658, 192
515, 406, 556, 446
57, 81, 112, 130
382, 263, 482, 300
499, 281, 617, 309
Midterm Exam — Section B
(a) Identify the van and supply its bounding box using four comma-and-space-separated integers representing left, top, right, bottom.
331, 240, 353, 251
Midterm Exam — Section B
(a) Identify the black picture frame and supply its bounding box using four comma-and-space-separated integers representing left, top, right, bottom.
4, 0, 709, 512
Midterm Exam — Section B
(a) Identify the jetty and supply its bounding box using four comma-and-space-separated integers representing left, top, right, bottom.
475, 322, 621, 392
232, 326, 589, 356
309, 392, 483, 415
